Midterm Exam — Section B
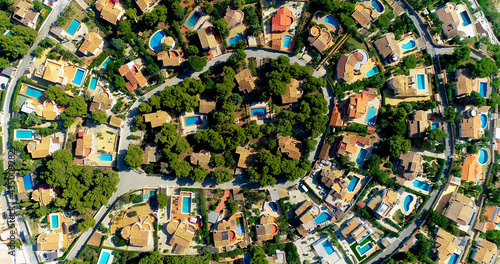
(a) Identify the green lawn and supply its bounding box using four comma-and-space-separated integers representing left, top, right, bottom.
349, 236, 376, 262
393, 209, 404, 224
345, 36, 367, 51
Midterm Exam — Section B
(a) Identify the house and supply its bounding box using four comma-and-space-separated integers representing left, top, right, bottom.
408, 110, 429, 138
168, 219, 199, 253
472, 238, 498, 264
271, 7, 294, 33
190, 150, 210, 170
234, 69, 256, 93
198, 97, 216, 114
212, 213, 246, 248
461, 155, 483, 182
459, 115, 482, 139
34, 59, 87, 87
37, 233, 67, 251
482, 206, 500, 231
119, 61, 148, 93
335, 134, 370, 162
396, 153, 423, 181
281, 79, 301, 104
27, 137, 61, 159
329, 107, 343, 127
308, 26, 334, 53
366, 189, 398, 218
456, 68, 474, 97
442, 192, 476, 226
235, 146, 258, 168
351, 8, 372, 28
224, 7, 244, 29
89, 93, 113, 112
324, 172, 365, 205
121, 217, 153, 247
267, 249, 286, 264
75, 134, 93, 158
340, 217, 373, 243
320, 169, 344, 189
78, 32, 104, 56
318, 142, 331, 161
144, 110, 172, 128
435, 3, 461, 40
12, 0, 40, 28
344, 89, 376, 120
109, 116, 123, 128
135, 0, 155, 12
255, 215, 279, 242
197, 27, 218, 51
95, 0, 125, 25
434, 228, 460, 264
278, 136, 302, 159
373, 33, 401, 64
31, 185, 56, 206
294, 200, 317, 236
157, 51, 181, 67
143, 145, 159, 165
41, 101, 65, 120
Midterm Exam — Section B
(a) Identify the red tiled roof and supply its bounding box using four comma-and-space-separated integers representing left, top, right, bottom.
271, 7, 294, 32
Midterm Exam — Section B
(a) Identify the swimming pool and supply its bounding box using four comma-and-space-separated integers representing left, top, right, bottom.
51, 214, 60, 229
401, 40, 416, 50
23, 174, 33, 191
478, 148, 489, 165
347, 176, 360, 192
99, 154, 113, 162
185, 116, 203, 126
357, 242, 373, 255
251, 107, 267, 117
371, 0, 384, 12
416, 74, 426, 91
187, 12, 201, 28
403, 195, 414, 212
480, 82, 488, 97
314, 212, 332, 225
97, 250, 113, 264
149, 30, 166, 51
321, 239, 335, 255
283, 35, 292, 49
365, 107, 377, 124
412, 179, 430, 192
460, 11, 472, 26
324, 15, 338, 29
468, 211, 476, 226
89, 77, 98, 90
236, 217, 245, 235
228, 33, 245, 46
182, 196, 191, 214
101, 57, 114, 69
268, 202, 278, 212
66, 19, 81, 35
480, 114, 488, 129
71, 68, 85, 86
356, 149, 368, 165
243, 253, 251, 264
5, 30, 11, 36
25, 87, 44, 99
15, 130, 34, 140
365, 66, 379, 77
431, 123, 439, 129
447, 253, 459, 264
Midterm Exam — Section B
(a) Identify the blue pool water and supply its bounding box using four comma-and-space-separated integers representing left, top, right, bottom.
251, 107, 267, 117
66, 19, 81, 35
321, 240, 335, 255
23, 174, 33, 191
460, 11, 472, 26
149, 30, 166, 51
357, 242, 373, 255
480, 82, 488, 97
468, 211, 476, 226
347, 176, 360, 192
431, 123, 439, 129
401, 40, 416, 50
365, 66, 379, 77
89, 77, 98, 90
481, 114, 488, 129
412, 179, 430, 192
447, 253, 459, 264
365, 107, 377, 124
268, 202, 278, 212
5, 30, 11, 36
314, 212, 332, 225
187, 12, 201, 28
356, 149, 368, 165
228, 33, 245, 46
144, 193, 149, 199
478, 148, 489, 165
101, 57, 113, 69
185, 116, 203, 126
51, 214, 59, 229
182, 196, 191, 214
71, 68, 85, 86
243, 253, 251, 264
324, 15, 338, 29
16, 130, 34, 139
98, 251, 111, 264
236, 217, 244, 235
99, 154, 113, 162
416, 74, 426, 90
403, 195, 414, 212
25, 87, 44, 99
371, 0, 384, 12
283, 35, 292, 49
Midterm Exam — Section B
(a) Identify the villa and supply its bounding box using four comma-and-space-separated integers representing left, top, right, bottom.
396, 153, 423, 181
330, 107, 343, 127
75, 133, 93, 159
308, 25, 334, 53
323, 172, 366, 206
442, 192, 476, 230
294, 200, 318, 236
255, 215, 279, 242
408, 110, 429, 138
157, 51, 182, 67
471, 238, 498, 264
78, 32, 104, 57
34, 59, 88, 87
335, 134, 371, 164
36, 232, 67, 252
197, 26, 219, 56
459, 113, 482, 139
144, 110, 172, 128
343, 88, 378, 124
312, 237, 344, 264
482, 206, 500, 230
235, 69, 257, 93
271, 7, 294, 33
109, 116, 123, 128
351, 0, 385, 28
235, 146, 258, 169
190, 150, 210, 170
366, 189, 398, 219
373, 33, 402, 65
27, 137, 61, 159
135, 0, 155, 12
20, 96, 66, 121
212, 213, 247, 249
455, 69, 490, 98
461, 154, 484, 182
121, 218, 152, 247
89, 93, 113, 112
12, 0, 40, 28
267, 250, 287, 264
435, 3, 465, 40
143, 145, 160, 165
168, 217, 201, 253
319, 169, 344, 189
336, 50, 377, 84
387, 68, 432, 97
110, 204, 156, 248
95, 0, 125, 25
31, 185, 56, 206
119, 61, 148, 93
224, 7, 244, 30
281, 79, 301, 104
434, 228, 460, 264
278, 136, 302, 160
340, 217, 374, 243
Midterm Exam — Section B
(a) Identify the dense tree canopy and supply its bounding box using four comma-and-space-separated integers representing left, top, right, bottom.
125, 145, 144, 168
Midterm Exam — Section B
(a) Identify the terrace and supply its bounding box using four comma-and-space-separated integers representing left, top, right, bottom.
179, 112, 207, 136
263, 1, 306, 52
169, 192, 194, 221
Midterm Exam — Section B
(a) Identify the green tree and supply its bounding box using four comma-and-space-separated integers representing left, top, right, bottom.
111, 38, 127, 51
33, 0, 43, 12
78, 217, 96, 232
212, 169, 233, 184
471, 57, 499, 78
376, 14, 390, 29
387, 135, 411, 157
118, 20, 133, 41
125, 8, 138, 20
33, 46, 44, 58
0, 57, 9, 68
124, 145, 144, 168
188, 56, 207, 72
444, 107, 457, 122
139, 251, 163, 264
453, 45, 470, 63
403, 55, 417, 69
234, 0, 246, 9
191, 167, 208, 183
213, 18, 229, 38
187, 45, 199, 55
92, 109, 108, 124
427, 128, 446, 141
157, 193, 168, 209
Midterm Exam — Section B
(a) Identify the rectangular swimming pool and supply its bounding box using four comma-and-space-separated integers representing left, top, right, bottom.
98, 250, 112, 264
236, 217, 244, 235
15, 130, 34, 140
365, 107, 377, 124
99, 154, 113, 162
412, 179, 430, 192
71, 68, 85, 86
356, 149, 368, 165
416, 74, 426, 90
182, 196, 191, 214
347, 176, 360, 192
89, 77, 98, 90
321, 240, 335, 255
186, 12, 201, 28
283, 35, 292, 49
250, 107, 266, 117
185, 116, 203, 126
22, 174, 33, 191
51, 214, 59, 229
431, 123, 439, 129
66, 19, 81, 35
25, 87, 44, 99
480, 82, 487, 97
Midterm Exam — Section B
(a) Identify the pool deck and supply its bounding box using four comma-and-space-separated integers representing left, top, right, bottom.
169, 192, 194, 221
180, 112, 208, 136
227, 25, 247, 46
262, 201, 281, 218
97, 249, 114, 264
403, 177, 432, 195
455, 4, 476, 38
80, 125, 119, 166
